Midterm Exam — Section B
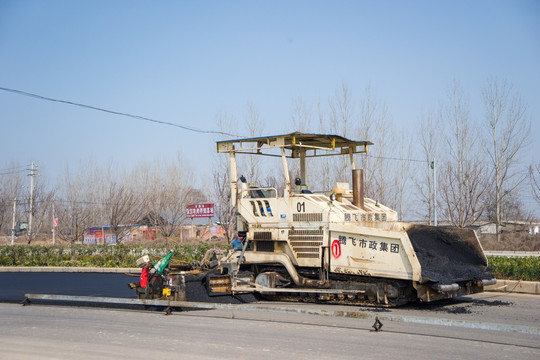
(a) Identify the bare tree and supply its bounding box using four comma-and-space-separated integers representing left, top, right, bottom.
290, 96, 313, 132
416, 109, 440, 224
485, 188, 534, 223
131, 159, 158, 229
212, 167, 235, 243
0, 164, 56, 243
72, 161, 140, 244
386, 126, 414, 220
24, 183, 55, 244
56, 166, 92, 244
482, 78, 530, 240
328, 82, 355, 183
306, 83, 396, 203
530, 164, 540, 205
356, 85, 390, 202
440, 160, 490, 227
328, 82, 354, 138
315, 97, 333, 192
103, 181, 138, 243
155, 184, 203, 246
0, 163, 24, 237
440, 79, 490, 227
0, 194, 7, 236
7, 165, 55, 244
244, 102, 264, 184
56, 201, 91, 244
142, 154, 202, 246
212, 111, 238, 243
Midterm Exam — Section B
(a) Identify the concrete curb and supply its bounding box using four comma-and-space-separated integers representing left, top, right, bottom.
484, 279, 540, 295
1, 267, 538, 295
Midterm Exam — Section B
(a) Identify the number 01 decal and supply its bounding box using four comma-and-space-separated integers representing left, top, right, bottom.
331, 239, 341, 259
296, 202, 305, 212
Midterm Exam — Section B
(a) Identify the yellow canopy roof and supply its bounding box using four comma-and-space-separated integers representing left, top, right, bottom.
216, 132, 373, 158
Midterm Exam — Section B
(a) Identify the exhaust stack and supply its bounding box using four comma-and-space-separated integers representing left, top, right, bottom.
352, 169, 365, 210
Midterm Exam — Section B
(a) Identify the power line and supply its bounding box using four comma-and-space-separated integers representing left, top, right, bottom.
0, 165, 27, 176
0, 170, 24, 175
0, 164, 27, 171
52, 198, 146, 207
366, 154, 427, 163
0, 169, 26, 176
0, 86, 240, 138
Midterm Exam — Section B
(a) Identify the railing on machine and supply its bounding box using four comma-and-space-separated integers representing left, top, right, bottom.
240, 186, 278, 199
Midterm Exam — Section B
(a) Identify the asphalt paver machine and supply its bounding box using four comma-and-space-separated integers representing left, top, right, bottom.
201, 132, 494, 306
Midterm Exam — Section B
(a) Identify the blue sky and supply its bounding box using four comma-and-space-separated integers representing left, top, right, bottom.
1, 1, 539, 205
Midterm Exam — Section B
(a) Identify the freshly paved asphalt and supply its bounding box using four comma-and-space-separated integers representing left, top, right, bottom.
0, 271, 257, 304
0, 272, 134, 302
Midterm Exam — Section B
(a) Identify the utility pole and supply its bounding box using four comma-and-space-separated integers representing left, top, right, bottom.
27, 162, 38, 242
52, 201, 56, 245
431, 158, 438, 227
208, 217, 212, 243
11, 198, 17, 245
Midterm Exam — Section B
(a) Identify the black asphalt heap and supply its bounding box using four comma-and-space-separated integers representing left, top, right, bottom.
407, 225, 492, 285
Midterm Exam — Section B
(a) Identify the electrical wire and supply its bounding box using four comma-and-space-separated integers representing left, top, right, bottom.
0, 86, 443, 164
366, 154, 428, 163
0, 164, 27, 172
0, 86, 241, 138
52, 198, 146, 207
0, 168, 26, 176
0, 164, 27, 170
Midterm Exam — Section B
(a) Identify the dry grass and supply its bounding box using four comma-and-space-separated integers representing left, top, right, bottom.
479, 233, 540, 251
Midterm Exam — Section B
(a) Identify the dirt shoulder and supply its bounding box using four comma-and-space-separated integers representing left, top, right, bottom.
479, 233, 540, 251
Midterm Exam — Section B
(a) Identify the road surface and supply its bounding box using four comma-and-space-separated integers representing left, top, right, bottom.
1, 272, 539, 359
1, 294, 539, 360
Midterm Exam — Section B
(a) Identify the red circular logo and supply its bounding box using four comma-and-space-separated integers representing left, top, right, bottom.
331, 240, 341, 259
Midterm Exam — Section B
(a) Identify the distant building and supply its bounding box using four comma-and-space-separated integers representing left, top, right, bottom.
478, 223, 498, 234
476, 221, 540, 235
83, 223, 227, 244
83, 225, 146, 245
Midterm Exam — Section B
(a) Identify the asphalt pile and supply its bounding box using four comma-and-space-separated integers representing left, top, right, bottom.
407, 225, 492, 285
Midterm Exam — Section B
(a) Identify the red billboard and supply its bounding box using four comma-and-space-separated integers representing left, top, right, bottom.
186, 203, 214, 218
